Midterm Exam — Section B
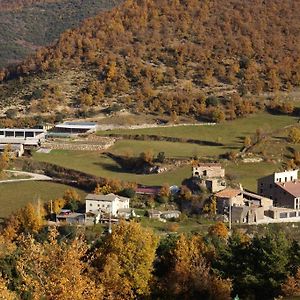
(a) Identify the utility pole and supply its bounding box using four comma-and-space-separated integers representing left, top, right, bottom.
108, 206, 112, 234
229, 199, 232, 231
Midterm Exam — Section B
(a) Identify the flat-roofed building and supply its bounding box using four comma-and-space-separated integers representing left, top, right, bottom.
0, 128, 46, 147
50, 122, 97, 137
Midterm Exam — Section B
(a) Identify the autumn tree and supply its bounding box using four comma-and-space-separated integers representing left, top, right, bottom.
282, 267, 300, 297
288, 127, 300, 144
93, 221, 159, 299
0, 276, 17, 300
16, 228, 102, 300
5, 202, 45, 237
163, 234, 232, 300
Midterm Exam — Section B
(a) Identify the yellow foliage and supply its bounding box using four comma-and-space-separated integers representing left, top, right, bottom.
208, 222, 229, 240
95, 221, 159, 299
0, 276, 17, 300
16, 228, 103, 300
165, 234, 232, 299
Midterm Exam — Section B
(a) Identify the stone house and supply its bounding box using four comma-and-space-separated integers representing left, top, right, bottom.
192, 163, 225, 178
257, 170, 300, 209
215, 188, 273, 224
193, 162, 226, 193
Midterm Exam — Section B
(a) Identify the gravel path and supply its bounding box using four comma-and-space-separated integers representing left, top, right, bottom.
0, 170, 52, 184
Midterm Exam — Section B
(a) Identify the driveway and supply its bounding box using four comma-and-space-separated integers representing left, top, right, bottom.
0, 170, 52, 184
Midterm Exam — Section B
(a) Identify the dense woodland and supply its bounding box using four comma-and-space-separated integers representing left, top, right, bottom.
0, 0, 56, 11
0, 0, 122, 67
0, 0, 300, 121
1, 201, 300, 300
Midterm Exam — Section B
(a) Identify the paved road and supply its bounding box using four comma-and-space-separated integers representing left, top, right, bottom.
0, 170, 52, 184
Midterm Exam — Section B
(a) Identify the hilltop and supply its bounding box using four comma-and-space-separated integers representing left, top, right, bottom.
0, 0, 122, 67
0, 0, 300, 124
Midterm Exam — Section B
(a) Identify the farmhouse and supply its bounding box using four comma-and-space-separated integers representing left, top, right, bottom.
85, 193, 130, 216
193, 162, 226, 192
215, 188, 273, 224
192, 162, 225, 178
257, 170, 300, 209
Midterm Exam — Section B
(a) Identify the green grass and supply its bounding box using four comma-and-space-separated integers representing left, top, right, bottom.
33, 112, 298, 188
33, 150, 192, 186
98, 112, 297, 152
110, 139, 224, 158
0, 181, 86, 218
224, 161, 282, 191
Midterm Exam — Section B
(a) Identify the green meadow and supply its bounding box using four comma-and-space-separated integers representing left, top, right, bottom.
0, 181, 86, 218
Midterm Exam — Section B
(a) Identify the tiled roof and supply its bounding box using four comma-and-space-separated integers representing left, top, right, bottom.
276, 181, 300, 197
85, 193, 129, 202
215, 188, 241, 198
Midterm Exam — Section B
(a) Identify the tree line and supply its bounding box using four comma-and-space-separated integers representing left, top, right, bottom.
1, 200, 300, 299
0, 0, 299, 120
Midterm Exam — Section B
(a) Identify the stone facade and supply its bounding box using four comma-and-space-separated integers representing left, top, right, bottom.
192, 163, 225, 178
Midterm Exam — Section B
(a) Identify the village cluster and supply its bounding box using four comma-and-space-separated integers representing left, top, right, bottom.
1, 122, 300, 227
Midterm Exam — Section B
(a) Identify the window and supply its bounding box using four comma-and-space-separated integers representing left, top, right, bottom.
291, 176, 293, 181
280, 212, 288, 218
285, 177, 287, 182
279, 178, 282, 182
98, 204, 100, 207
260, 189, 263, 194
90, 203, 92, 207
290, 212, 297, 218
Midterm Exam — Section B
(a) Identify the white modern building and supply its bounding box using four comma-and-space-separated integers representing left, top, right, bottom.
0, 128, 46, 147
85, 193, 130, 216
50, 122, 97, 136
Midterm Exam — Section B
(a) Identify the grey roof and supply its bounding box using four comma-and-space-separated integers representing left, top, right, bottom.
160, 210, 181, 215
0, 128, 45, 133
85, 193, 129, 202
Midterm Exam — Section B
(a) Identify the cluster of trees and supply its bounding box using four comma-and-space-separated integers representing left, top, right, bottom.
1, 203, 300, 299
1, 0, 299, 119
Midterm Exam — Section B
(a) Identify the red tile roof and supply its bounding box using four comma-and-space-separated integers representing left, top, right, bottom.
276, 181, 300, 197
215, 188, 241, 198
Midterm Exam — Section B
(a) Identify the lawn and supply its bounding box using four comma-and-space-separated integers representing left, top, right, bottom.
110, 139, 224, 158
224, 161, 282, 192
33, 112, 297, 189
98, 112, 297, 152
32, 150, 192, 186
0, 181, 86, 218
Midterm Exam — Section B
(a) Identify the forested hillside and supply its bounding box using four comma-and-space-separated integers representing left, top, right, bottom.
0, 0, 122, 67
0, 0, 300, 123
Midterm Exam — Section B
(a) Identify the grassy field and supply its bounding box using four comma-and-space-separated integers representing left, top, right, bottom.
110, 139, 224, 157
98, 112, 298, 151
0, 181, 86, 218
33, 112, 298, 189
33, 150, 192, 186
225, 161, 282, 191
